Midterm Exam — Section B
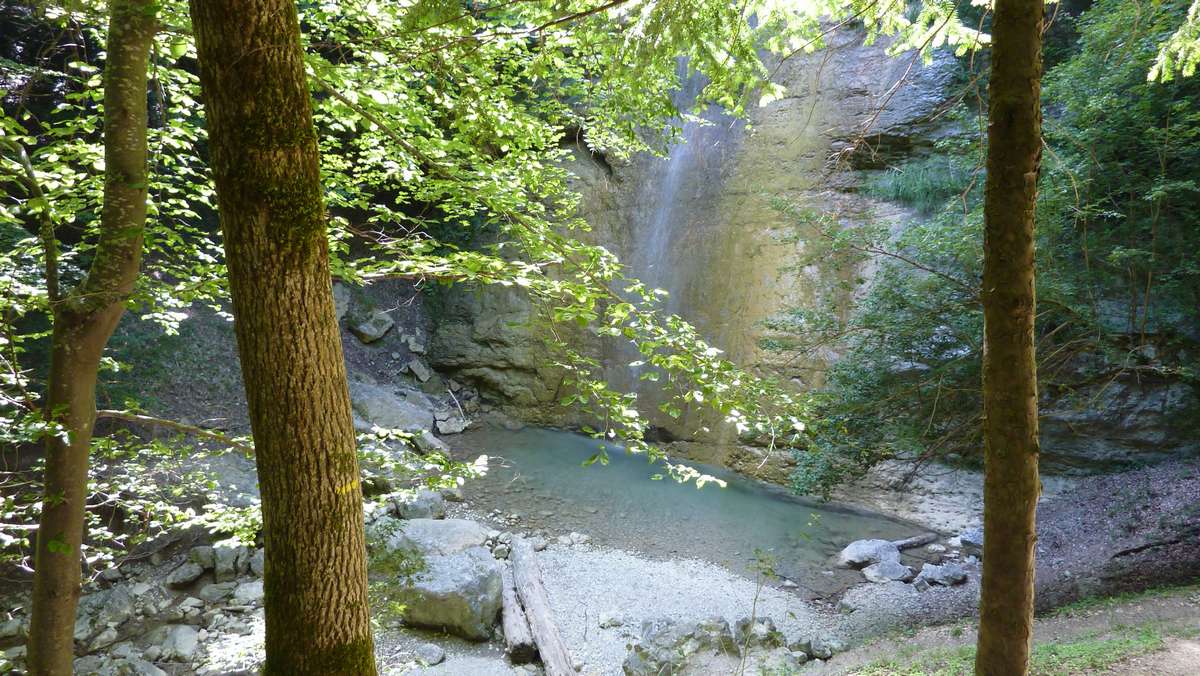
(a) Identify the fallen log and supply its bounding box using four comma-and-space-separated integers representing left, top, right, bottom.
501, 564, 537, 664
511, 537, 575, 676
892, 533, 938, 550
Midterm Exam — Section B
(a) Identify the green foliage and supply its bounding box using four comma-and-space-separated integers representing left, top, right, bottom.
768, 0, 1200, 494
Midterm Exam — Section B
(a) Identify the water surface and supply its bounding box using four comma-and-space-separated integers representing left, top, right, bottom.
454, 427, 925, 597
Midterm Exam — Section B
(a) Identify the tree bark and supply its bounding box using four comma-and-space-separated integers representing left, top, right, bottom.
26, 2, 156, 672
189, 0, 376, 672
975, 2, 1044, 675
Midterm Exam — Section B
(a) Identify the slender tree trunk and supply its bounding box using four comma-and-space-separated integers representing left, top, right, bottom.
975, 2, 1044, 675
189, 1, 376, 672
26, 3, 156, 672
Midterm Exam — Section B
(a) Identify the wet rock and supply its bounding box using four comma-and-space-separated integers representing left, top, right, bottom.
399, 546, 502, 641
862, 559, 914, 583
166, 562, 206, 589
915, 562, 968, 586
837, 539, 901, 569
415, 643, 446, 666
350, 310, 394, 343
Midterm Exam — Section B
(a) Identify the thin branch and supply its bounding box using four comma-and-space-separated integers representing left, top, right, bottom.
96, 409, 254, 454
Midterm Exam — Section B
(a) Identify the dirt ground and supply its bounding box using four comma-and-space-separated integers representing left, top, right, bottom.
803, 584, 1200, 675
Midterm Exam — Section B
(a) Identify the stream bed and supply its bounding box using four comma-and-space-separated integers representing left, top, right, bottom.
452, 426, 928, 598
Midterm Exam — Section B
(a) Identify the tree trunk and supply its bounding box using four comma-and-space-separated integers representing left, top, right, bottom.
26, 2, 156, 672
975, 2, 1044, 675
189, 1, 376, 672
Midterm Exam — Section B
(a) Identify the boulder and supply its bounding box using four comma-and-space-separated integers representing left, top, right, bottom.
399, 546, 502, 641
212, 544, 251, 583
232, 580, 264, 605
349, 379, 434, 433
837, 539, 901, 569
391, 489, 447, 519
332, 283, 351, 321
623, 617, 740, 675
915, 562, 968, 586
959, 528, 984, 558
383, 518, 490, 556
862, 559, 914, 583
415, 643, 446, 666
249, 548, 266, 577
156, 624, 199, 662
350, 310, 394, 343
435, 416, 469, 435
166, 562, 206, 589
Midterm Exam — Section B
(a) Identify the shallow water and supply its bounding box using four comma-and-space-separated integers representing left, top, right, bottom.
454, 427, 925, 596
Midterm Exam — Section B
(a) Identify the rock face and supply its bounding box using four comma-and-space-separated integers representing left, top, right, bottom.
430, 29, 960, 442
1041, 377, 1200, 471
837, 539, 901, 569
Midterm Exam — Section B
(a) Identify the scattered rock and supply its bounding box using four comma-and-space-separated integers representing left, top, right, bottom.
959, 527, 984, 558
403, 332, 428, 354
810, 637, 843, 660
232, 580, 264, 605
414, 642, 446, 666
435, 416, 469, 435
599, 612, 624, 629
157, 624, 200, 662
568, 532, 590, 546
493, 544, 511, 559
350, 310, 394, 343
915, 562, 968, 586
837, 539, 901, 569
250, 548, 266, 577
623, 617, 739, 675
734, 616, 785, 648
198, 582, 237, 603
862, 559, 914, 583
166, 562, 206, 589
0, 618, 23, 639
213, 544, 250, 583
406, 357, 433, 383
529, 536, 548, 552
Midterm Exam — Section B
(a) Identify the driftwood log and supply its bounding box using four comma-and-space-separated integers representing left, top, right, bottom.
500, 564, 537, 663
892, 533, 938, 550
511, 537, 575, 676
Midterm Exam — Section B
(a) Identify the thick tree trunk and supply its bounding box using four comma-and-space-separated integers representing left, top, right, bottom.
975, 2, 1045, 675
26, 2, 156, 672
189, 1, 376, 672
